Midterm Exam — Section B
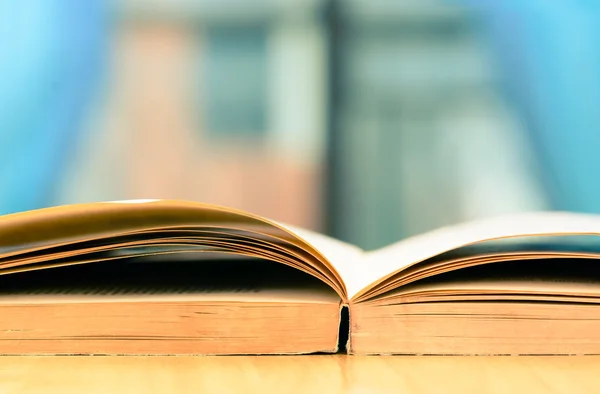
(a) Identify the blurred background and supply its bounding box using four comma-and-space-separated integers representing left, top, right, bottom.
2, 0, 600, 250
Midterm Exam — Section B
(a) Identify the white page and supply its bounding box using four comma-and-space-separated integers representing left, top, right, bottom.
352, 211, 600, 299
278, 223, 363, 298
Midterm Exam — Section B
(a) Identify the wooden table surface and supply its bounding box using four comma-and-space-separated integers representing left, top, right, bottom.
1, 356, 599, 393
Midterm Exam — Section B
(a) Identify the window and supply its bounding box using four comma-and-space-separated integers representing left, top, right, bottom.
203, 24, 268, 137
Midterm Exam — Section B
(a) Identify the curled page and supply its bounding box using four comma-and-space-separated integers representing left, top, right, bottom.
354, 211, 600, 300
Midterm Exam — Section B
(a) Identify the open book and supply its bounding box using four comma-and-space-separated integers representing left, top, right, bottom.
2, 199, 600, 355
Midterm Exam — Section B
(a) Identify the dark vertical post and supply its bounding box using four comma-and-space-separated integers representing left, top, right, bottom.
323, 0, 344, 239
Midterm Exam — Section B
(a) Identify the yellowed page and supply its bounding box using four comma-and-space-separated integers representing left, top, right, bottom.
0, 200, 348, 299
378, 277, 600, 304
275, 223, 364, 294
352, 211, 600, 300
0, 286, 341, 305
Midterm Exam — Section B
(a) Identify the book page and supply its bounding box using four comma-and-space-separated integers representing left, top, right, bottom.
276, 223, 364, 293
377, 256, 600, 304
0, 200, 349, 299
351, 211, 600, 300
0, 253, 341, 304
0, 287, 341, 305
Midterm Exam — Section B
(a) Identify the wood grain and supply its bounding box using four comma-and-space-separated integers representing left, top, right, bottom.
0, 356, 599, 393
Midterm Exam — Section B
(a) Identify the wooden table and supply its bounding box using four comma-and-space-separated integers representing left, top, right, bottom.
1, 356, 598, 393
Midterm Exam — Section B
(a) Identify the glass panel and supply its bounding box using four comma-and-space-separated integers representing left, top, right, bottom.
203, 24, 268, 137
